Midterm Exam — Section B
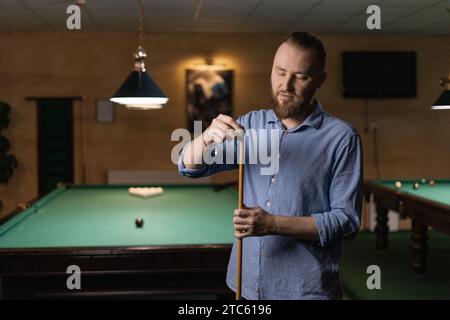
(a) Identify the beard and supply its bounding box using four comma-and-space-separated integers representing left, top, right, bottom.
271, 91, 310, 120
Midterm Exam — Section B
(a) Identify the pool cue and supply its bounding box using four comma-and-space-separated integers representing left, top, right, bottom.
236, 134, 244, 300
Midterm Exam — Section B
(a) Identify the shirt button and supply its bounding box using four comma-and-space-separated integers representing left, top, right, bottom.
271, 177, 276, 183
266, 201, 271, 207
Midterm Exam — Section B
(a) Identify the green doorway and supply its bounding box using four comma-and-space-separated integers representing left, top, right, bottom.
36, 99, 74, 195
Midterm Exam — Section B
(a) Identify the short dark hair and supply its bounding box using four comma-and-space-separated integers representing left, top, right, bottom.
279, 32, 326, 72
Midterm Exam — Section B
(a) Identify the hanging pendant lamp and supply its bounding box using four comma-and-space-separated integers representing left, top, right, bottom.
431, 76, 450, 110
110, 0, 168, 110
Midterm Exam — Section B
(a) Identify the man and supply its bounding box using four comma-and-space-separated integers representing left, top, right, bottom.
178, 32, 363, 300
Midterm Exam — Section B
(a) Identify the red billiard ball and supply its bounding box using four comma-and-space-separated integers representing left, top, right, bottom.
135, 218, 144, 228
429, 180, 435, 187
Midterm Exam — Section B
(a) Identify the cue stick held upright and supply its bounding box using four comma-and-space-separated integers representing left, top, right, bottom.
236, 129, 244, 300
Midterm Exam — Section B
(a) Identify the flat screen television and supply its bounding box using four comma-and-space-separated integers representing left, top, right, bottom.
342, 52, 416, 98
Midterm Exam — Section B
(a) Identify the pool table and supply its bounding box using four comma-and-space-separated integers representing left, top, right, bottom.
0, 184, 237, 299
364, 179, 450, 277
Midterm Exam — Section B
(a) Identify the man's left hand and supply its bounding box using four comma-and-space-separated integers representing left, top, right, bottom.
233, 207, 275, 239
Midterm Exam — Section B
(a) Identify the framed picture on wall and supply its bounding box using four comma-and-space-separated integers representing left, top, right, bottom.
186, 69, 233, 132
96, 99, 115, 124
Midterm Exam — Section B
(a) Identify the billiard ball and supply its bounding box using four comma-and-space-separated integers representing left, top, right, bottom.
429, 180, 435, 187
413, 181, 420, 190
394, 181, 402, 189
135, 218, 144, 228
420, 178, 426, 184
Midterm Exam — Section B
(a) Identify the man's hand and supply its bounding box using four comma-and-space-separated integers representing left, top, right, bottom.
233, 207, 275, 239
202, 114, 244, 145
183, 114, 243, 169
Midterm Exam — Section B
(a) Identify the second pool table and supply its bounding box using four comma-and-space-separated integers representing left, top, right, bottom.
364, 179, 450, 277
0, 184, 237, 299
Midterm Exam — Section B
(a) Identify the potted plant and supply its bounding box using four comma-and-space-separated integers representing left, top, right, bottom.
0, 100, 18, 212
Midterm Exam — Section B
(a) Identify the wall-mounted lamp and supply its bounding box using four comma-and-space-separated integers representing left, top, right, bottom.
193, 58, 227, 71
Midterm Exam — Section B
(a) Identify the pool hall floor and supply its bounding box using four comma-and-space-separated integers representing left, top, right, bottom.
341, 230, 450, 300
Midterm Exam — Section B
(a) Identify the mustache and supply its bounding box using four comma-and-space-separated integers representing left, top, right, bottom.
277, 91, 296, 97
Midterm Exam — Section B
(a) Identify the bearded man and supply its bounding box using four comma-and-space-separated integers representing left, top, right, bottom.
179, 32, 363, 300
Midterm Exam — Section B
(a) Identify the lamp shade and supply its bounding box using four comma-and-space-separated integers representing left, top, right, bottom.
110, 70, 169, 109
431, 89, 450, 110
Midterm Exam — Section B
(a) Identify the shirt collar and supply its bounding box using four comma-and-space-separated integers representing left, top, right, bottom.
266, 98, 325, 131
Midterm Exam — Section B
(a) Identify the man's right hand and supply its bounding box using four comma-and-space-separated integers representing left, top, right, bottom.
183, 114, 244, 169
202, 114, 244, 145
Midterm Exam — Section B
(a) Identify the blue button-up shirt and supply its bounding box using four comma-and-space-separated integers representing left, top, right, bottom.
178, 100, 363, 300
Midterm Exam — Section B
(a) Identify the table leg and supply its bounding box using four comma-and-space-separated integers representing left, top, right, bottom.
375, 206, 389, 253
411, 218, 428, 278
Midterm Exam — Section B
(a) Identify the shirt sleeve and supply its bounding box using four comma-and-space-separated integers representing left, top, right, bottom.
311, 133, 363, 247
177, 118, 243, 178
